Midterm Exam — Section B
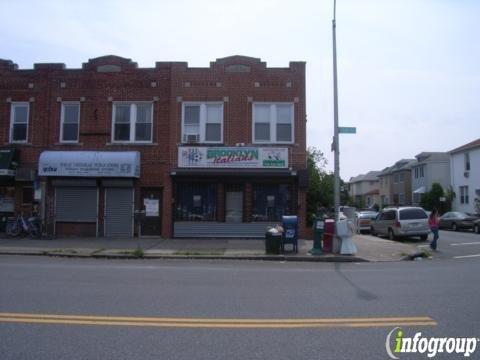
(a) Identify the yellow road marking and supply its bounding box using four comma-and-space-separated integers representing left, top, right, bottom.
0, 313, 437, 329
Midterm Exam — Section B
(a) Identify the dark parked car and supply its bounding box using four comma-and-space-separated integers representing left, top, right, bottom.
473, 218, 480, 234
439, 212, 480, 232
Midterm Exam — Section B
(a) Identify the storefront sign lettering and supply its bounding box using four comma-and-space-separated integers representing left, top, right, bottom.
179, 147, 288, 168
207, 149, 259, 164
39, 151, 140, 178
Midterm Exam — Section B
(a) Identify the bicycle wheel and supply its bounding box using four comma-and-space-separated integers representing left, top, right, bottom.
29, 224, 41, 239
6, 221, 21, 236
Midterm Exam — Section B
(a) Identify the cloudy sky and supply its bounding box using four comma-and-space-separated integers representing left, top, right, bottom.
1, 0, 479, 180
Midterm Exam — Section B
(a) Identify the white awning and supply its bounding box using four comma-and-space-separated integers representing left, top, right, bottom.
39, 151, 140, 178
413, 186, 426, 194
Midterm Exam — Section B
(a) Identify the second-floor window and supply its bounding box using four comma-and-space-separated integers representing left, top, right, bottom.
10, 102, 29, 143
182, 102, 223, 143
465, 152, 470, 171
61, 102, 80, 143
253, 103, 294, 144
112, 102, 153, 143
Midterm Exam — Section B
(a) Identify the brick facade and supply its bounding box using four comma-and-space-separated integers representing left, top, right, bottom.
0, 55, 307, 238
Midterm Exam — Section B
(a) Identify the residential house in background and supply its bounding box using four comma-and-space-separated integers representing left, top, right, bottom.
411, 152, 451, 206
378, 166, 392, 208
378, 159, 416, 207
391, 159, 416, 206
348, 171, 380, 208
450, 138, 480, 215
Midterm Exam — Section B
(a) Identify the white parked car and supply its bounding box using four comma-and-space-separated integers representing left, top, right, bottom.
356, 210, 378, 233
370, 207, 430, 240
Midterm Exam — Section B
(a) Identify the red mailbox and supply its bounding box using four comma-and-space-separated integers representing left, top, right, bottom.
322, 219, 335, 253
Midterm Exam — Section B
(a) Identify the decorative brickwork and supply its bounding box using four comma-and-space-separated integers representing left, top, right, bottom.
0, 55, 308, 238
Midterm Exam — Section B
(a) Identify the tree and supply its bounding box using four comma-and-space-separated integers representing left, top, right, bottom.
306, 147, 327, 225
420, 183, 451, 214
306, 147, 350, 224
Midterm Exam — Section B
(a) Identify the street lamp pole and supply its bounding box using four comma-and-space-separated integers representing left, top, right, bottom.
332, 0, 340, 221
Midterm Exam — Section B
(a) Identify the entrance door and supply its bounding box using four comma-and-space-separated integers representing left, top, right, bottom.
226, 192, 243, 223
104, 187, 134, 237
141, 188, 162, 236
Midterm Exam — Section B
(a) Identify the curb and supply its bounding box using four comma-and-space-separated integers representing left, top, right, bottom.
0, 250, 368, 263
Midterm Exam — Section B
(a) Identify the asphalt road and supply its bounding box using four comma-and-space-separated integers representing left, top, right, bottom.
424, 229, 480, 259
1, 255, 479, 360
368, 229, 480, 260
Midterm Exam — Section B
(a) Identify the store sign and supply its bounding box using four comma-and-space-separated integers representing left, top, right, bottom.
178, 147, 288, 168
38, 151, 140, 178
0, 169, 15, 176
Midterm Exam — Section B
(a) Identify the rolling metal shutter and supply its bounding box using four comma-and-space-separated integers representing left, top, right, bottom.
55, 187, 98, 222
104, 188, 134, 237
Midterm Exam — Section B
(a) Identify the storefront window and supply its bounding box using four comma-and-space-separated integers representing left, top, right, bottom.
175, 183, 216, 221
0, 186, 15, 212
252, 184, 292, 221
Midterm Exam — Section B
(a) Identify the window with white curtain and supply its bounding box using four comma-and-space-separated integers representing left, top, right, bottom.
112, 102, 153, 143
61, 102, 80, 142
10, 102, 29, 143
253, 103, 294, 144
182, 102, 223, 143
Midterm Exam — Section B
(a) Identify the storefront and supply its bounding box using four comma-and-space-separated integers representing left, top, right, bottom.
39, 151, 140, 237
0, 149, 19, 231
172, 146, 300, 238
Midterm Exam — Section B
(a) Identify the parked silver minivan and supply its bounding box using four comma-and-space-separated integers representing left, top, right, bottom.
370, 207, 430, 240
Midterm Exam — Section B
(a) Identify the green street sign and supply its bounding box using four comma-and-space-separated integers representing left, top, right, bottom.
339, 126, 356, 134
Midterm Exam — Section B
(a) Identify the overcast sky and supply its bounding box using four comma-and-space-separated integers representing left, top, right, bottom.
1, 0, 479, 180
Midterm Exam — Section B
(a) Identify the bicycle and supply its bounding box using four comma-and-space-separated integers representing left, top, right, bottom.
6, 214, 42, 238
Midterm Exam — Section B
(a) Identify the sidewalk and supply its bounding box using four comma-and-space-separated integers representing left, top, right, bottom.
0, 234, 419, 262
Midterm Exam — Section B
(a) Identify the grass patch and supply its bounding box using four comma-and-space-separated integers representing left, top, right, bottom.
421, 249, 433, 258
133, 248, 144, 258
404, 249, 433, 260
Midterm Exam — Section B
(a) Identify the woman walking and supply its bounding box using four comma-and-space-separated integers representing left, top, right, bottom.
428, 208, 440, 251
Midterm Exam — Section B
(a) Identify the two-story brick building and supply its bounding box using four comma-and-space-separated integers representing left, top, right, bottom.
0, 55, 307, 238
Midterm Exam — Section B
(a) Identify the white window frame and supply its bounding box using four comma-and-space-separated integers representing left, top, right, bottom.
460, 186, 469, 204
252, 102, 294, 144
60, 102, 80, 143
181, 102, 224, 144
111, 102, 153, 144
9, 102, 29, 143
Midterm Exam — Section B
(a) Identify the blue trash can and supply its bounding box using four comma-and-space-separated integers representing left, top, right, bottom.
282, 215, 298, 253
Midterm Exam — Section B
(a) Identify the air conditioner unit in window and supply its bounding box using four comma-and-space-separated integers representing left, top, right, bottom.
464, 171, 470, 178
183, 134, 199, 143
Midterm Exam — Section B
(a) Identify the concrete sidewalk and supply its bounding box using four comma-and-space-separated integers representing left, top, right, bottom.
0, 234, 420, 262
